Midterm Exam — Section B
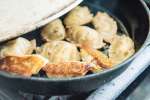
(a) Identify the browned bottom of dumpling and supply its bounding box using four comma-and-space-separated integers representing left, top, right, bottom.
42, 61, 99, 77
0, 55, 48, 77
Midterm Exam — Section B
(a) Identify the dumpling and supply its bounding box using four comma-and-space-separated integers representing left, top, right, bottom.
80, 49, 94, 63
0, 37, 36, 58
41, 19, 65, 41
81, 44, 114, 68
0, 55, 48, 77
43, 61, 102, 77
109, 35, 135, 64
64, 6, 93, 26
80, 49, 102, 73
92, 12, 117, 43
43, 61, 89, 77
37, 41, 80, 63
66, 26, 104, 49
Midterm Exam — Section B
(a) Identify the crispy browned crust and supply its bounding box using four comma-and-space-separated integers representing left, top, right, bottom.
0, 56, 32, 76
42, 61, 91, 77
0, 55, 47, 77
81, 44, 113, 68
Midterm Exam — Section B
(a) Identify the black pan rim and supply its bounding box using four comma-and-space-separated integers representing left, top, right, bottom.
0, 0, 149, 82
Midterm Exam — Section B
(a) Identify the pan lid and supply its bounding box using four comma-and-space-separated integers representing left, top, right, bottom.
0, 0, 83, 42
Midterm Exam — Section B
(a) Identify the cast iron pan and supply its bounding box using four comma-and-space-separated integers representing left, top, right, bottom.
0, 0, 149, 95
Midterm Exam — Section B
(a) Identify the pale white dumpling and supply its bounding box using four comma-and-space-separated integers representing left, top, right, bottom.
41, 19, 65, 41
0, 37, 36, 58
66, 26, 104, 49
37, 41, 80, 63
92, 12, 117, 43
64, 6, 93, 26
109, 35, 135, 64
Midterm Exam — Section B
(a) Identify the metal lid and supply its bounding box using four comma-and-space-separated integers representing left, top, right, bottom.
0, 0, 83, 42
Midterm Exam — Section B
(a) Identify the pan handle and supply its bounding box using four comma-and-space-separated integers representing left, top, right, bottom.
87, 45, 150, 100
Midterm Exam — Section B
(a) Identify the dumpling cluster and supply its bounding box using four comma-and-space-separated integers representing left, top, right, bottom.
0, 6, 135, 78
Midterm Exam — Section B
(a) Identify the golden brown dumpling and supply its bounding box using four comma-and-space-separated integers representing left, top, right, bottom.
64, 6, 93, 26
43, 61, 89, 77
81, 44, 114, 68
41, 19, 65, 41
66, 25, 104, 49
37, 41, 80, 63
92, 12, 117, 43
109, 35, 135, 64
0, 37, 36, 58
43, 61, 103, 77
0, 55, 48, 76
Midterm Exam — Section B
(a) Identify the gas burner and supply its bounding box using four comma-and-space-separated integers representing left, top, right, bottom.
0, 90, 11, 100
0, 88, 23, 100
0, 86, 90, 100
20, 92, 90, 100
